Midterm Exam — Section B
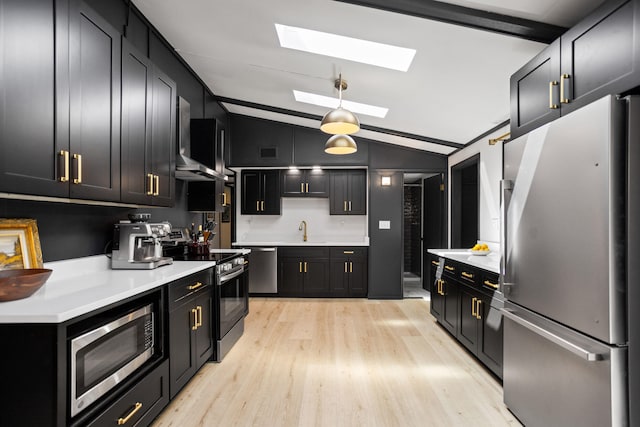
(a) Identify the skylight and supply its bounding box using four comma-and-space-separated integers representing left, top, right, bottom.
275, 24, 416, 72
293, 90, 388, 118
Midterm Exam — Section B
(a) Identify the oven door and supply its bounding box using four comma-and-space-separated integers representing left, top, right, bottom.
217, 266, 248, 339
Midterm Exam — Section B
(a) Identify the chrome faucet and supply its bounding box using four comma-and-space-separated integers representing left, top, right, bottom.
298, 220, 307, 242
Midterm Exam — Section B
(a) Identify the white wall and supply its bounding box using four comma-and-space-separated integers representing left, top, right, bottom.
447, 125, 506, 249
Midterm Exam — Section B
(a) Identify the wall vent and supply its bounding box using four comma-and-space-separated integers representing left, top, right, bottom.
259, 147, 278, 159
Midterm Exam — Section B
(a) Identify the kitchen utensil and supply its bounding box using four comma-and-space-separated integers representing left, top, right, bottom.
0, 268, 52, 301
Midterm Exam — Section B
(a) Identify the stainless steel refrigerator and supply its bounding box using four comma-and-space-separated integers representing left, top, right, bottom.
501, 94, 639, 426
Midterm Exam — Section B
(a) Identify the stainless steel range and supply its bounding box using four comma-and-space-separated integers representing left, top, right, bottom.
215, 253, 249, 362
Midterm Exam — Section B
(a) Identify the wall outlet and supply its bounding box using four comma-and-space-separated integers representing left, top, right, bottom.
379, 220, 391, 230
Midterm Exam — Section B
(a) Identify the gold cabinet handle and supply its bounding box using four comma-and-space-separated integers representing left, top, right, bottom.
461, 271, 474, 279
560, 73, 570, 104
476, 300, 482, 319
343, 251, 354, 254
344, 261, 348, 273
349, 201, 352, 212
146, 173, 154, 195
153, 175, 159, 196
222, 192, 228, 206
256, 201, 260, 212
444, 265, 455, 272
73, 153, 82, 184
196, 306, 203, 328
431, 260, 439, 266
261, 200, 265, 211
117, 402, 143, 425
344, 201, 347, 211
471, 297, 477, 317
188, 281, 204, 291
549, 81, 559, 109
483, 280, 499, 290
306, 183, 309, 193
59, 150, 70, 182
301, 183, 304, 193
191, 308, 198, 330
304, 261, 308, 273
299, 262, 303, 273
439, 279, 444, 295
349, 261, 353, 273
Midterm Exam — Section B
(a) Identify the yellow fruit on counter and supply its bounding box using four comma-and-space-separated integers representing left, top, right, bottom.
472, 244, 480, 251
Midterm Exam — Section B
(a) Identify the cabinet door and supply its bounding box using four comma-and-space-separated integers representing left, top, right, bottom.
169, 301, 196, 398
68, 1, 121, 201
303, 259, 330, 296
281, 169, 305, 196
559, 0, 640, 115
441, 278, 459, 336
120, 38, 153, 205
194, 290, 214, 368
150, 67, 176, 206
329, 259, 349, 296
279, 258, 303, 296
306, 170, 328, 197
477, 294, 504, 378
348, 258, 368, 297
347, 170, 367, 214
261, 170, 281, 214
241, 170, 261, 214
430, 278, 444, 321
0, 0, 69, 197
330, 171, 349, 214
458, 286, 479, 353
509, 39, 561, 139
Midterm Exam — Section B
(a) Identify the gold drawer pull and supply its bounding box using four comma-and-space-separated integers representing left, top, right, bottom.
153, 175, 159, 196
344, 261, 348, 273
476, 299, 482, 319
483, 280, 499, 289
349, 261, 353, 273
301, 182, 304, 193
343, 251, 354, 254
261, 200, 265, 211
306, 183, 309, 193
188, 281, 204, 291
560, 73, 570, 104
471, 297, 477, 317
431, 260, 439, 266
549, 80, 558, 109
73, 153, 82, 184
118, 402, 142, 425
146, 173, 154, 195
461, 271, 474, 279
444, 266, 455, 272
196, 306, 203, 328
59, 150, 70, 182
191, 308, 198, 330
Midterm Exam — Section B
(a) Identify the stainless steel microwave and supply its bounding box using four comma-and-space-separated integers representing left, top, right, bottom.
70, 303, 155, 417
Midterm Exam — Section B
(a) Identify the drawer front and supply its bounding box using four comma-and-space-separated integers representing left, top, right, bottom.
169, 269, 212, 305
480, 271, 500, 292
279, 247, 330, 258
330, 247, 367, 259
87, 359, 170, 427
442, 260, 457, 278
458, 265, 479, 287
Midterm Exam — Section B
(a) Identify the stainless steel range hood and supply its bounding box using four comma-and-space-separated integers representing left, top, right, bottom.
175, 97, 225, 181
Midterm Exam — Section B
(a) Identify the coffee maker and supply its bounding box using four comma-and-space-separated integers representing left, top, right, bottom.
111, 219, 174, 270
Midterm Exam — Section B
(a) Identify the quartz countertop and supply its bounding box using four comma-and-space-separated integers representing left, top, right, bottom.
233, 240, 369, 247
427, 248, 500, 274
0, 255, 216, 324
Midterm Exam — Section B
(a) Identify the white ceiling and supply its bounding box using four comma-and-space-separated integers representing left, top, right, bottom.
133, 0, 606, 154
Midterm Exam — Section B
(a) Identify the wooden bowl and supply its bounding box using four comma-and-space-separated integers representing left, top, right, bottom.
0, 268, 52, 302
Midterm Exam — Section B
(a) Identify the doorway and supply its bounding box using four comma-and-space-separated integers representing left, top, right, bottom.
451, 154, 479, 248
403, 173, 445, 298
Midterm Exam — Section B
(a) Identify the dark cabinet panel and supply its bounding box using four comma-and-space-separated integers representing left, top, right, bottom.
229, 115, 293, 166
68, 1, 121, 201
458, 286, 480, 351
510, 0, 640, 138
278, 247, 331, 297
194, 290, 214, 367
429, 255, 443, 319
0, 0, 68, 197
241, 170, 281, 214
329, 247, 368, 297
187, 119, 227, 212
281, 169, 328, 197
440, 277, 459, 336
278, 257, 304, 296
303, 260, 330, 295
150, 67, 176, 206
292, 127, 368, 166
330, 170, 366, 215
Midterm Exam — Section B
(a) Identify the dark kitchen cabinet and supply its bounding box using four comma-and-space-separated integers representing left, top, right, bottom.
187, 119, 227, 212
168, 269, 214, 398
0, 0, 121, 201
510, 0, 640, 138
278, 247, 330, 297
120, 38, 176, 206
241, 170, 281, 214
67, 0, 121, 201
329, 248, 368, 297
292, 127, 369, 166
429, 255, 443, 318
281, 169, 328, 197
229, 115, 293, 167
330, 170, 367, 215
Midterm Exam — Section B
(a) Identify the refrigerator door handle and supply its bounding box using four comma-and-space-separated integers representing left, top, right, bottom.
501, 308, 606, 362
500, 179, 513, 294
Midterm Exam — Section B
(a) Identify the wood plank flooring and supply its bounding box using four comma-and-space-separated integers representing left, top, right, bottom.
152, 298, 521, 427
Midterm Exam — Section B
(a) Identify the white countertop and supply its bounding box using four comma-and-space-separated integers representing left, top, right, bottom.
427, 249, 500, 274
233, 240, 369, 247
0, 255, 216, 324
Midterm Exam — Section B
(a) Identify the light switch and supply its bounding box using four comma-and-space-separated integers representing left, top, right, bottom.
379, 220, 391, 230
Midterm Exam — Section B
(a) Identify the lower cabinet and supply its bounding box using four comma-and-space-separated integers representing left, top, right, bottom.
87, 360, 170, 427
329, 248, 368, 297
168, 269, 214, 398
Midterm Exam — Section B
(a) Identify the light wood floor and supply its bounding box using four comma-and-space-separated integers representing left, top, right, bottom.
152, 298, 521, 427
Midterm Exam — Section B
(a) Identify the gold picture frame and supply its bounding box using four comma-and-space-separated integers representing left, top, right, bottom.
0, 219, 44, 269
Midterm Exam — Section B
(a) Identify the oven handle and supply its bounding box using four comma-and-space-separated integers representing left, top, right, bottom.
219, 266, 245, 284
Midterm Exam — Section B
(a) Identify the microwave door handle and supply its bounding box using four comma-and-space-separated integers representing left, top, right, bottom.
219, 267, 245, 284
501, 308, 605, 362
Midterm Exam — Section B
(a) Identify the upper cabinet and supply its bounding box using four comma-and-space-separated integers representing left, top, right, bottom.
241, 170, 281, 215
292, 127, 368, 166
510, 0, 640, 138
121, 38, 176, 206
0, 0, 121, 201
281, 169, 328, 198
187, 119, 227, 212
229, 115, 293, 167
329, 170, 367, 215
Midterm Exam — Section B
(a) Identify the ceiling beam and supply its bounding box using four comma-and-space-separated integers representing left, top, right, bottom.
217, 96, 465, 149
334, 0, 567, 44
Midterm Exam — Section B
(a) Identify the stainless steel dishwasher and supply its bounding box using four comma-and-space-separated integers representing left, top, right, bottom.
247, 247, 277, 294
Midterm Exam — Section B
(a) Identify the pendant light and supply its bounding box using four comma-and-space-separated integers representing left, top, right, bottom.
320, 75, 360, 135
325, 134, 357, 155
